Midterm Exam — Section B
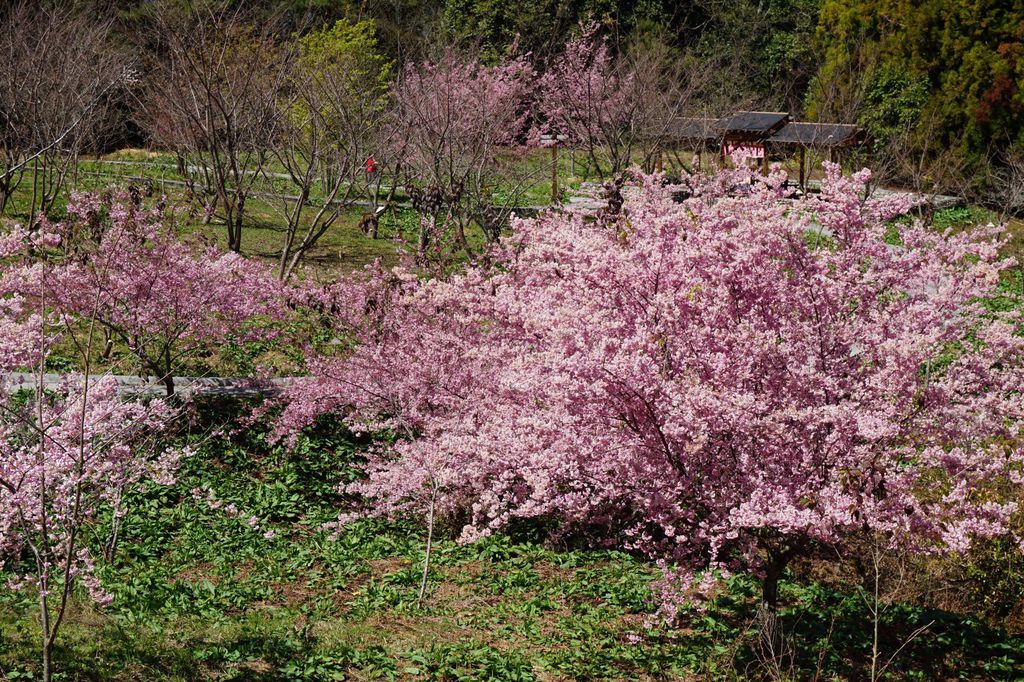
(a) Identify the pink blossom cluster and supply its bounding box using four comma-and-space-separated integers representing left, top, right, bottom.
277, 163, 1024, 607
6, 548, 110, 606
0, 375, 180, 605
0, 295, 42, 372
392, 49, 536, 169
537, 23, 634, 149
387, 48, 539, 260
1, 190, 286, 393
0, 188, 275, 611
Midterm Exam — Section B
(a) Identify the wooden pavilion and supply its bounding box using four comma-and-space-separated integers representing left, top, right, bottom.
665, 117, 720, 170
664, 111, 866, 186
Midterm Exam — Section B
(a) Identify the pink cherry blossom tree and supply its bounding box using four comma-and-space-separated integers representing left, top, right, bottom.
538, 25, 702, 178
1, 226, 180, 682
537, 24, 632, 178
277, 163, 1024, 622
4, 190, 286, 396
0, 377, 178, 681
390, 49, 537, 262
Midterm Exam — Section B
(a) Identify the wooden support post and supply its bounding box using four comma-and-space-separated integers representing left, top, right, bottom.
761, 147, 769, 176
551, 141, 558, 204
799, 147, 805, 192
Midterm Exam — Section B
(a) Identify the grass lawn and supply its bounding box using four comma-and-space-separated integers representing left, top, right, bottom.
10, 147, 1022, 282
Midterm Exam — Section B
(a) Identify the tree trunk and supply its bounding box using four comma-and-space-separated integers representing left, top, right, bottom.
30, 159, 39, 226
100, 328, 114, 361
39, 590, 52, 682
158, 353, 175, 397
762, 560, 783, 613
0, 175, 10, 215
757, 550, 792, 668
417, 484, 438, 608
161, 373, 175, 397
417, 217, 431, 260
453, 219, 472, 256
228, 204, 244, 253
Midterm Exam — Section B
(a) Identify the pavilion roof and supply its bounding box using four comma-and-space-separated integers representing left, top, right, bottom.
663, 112, 865, 150
766, 122, 864, 148
716, 111, 790, 134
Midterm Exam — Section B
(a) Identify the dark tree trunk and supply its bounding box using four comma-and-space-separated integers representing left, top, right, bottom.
757, 547, 796, 665
161, 374, 175, 397
762, 559, 783, 613
100, 328, 114, 361
151, 354, 175, 397
417, 218, 430, 259
758, 568, 782, 665
228, 209, 243, 253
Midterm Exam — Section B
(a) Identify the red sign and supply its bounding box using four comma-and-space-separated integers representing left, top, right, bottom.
724, 143, 764, 159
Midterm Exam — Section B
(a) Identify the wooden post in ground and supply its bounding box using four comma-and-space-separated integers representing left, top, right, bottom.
799, 147, 806, 192
551, 140, 558, 204
761, 145, 769, 176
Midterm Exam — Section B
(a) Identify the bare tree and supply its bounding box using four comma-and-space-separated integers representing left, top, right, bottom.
264, 20, 395, 280
621, 34, 715, 173
989, 146, 1024, 302
992, 147, 1024, 221
0, 2, 128, 219
866, 108, 972, 219
143, 7, 287, 253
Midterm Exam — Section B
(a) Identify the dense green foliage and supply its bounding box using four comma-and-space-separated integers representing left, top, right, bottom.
438, 0, 823, 110
296, 18, 392, 103
857, 64, 931, 150
811, 0, 1024, 175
